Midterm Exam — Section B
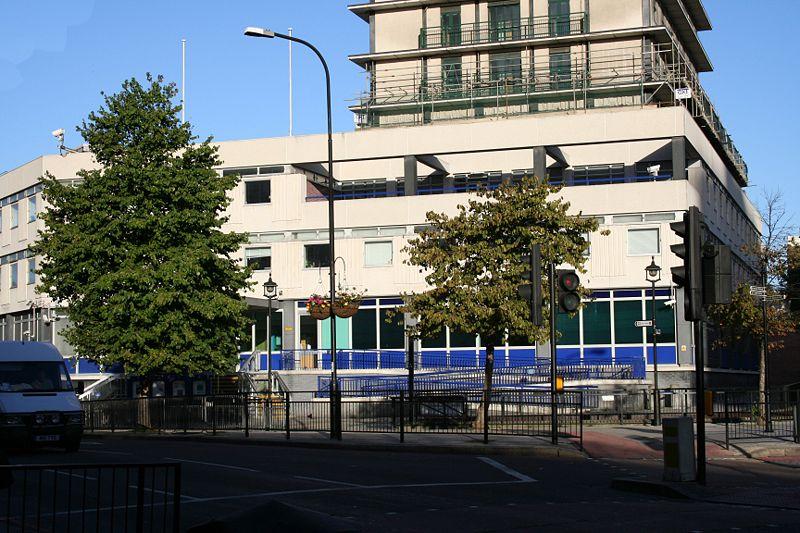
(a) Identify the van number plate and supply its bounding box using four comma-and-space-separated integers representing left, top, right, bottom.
35, 435, 60, 442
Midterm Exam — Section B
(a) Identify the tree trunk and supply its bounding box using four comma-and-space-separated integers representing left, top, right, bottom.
483, 343, 495, 444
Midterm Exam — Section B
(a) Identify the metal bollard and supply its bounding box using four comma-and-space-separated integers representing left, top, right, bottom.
399, 391, 405, 443
794, 405, 799, 444
285, 391, 291, 440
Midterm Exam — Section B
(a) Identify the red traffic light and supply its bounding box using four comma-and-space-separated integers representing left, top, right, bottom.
559, 272, 579, 291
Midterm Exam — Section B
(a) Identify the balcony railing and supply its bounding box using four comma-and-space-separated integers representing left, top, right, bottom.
419, 13, 588, 49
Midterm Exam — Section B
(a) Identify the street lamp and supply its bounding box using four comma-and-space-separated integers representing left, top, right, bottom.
263, 275, 279, 398
245, 27, 341, 440
645, 257, 662, 426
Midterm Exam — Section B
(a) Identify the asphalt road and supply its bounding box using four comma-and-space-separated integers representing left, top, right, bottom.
5, 437, 800, 532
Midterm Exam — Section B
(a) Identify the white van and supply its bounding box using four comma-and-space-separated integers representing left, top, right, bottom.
0, 341, 83, 452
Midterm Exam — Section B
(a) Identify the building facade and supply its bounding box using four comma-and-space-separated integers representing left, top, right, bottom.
0, 0, 761, 391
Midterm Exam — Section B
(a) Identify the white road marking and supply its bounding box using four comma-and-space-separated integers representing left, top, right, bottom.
476, 457, 536, 482
295, 476, 364, 487
162, 457, 260, 473
88, 450, 134, 456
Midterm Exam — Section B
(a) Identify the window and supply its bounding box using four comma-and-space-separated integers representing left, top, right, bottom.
646, 301, 676, 343
627, 228, 660, 255
10, 203, 19, 228
614, 300, 643, 344
489, 1, 520, 41
573, 164, 625, 186
27, 258, 35, 285
549, 48, 571, 90
245, 247, 271, 271
582, 301, 611, 345
440, 7, 461, 46
364, 241, 393, 267
556, 308, 580, 345
548, 0, 571, 36
380, 308, 405, 349
245, 180, 271, 204
9, 263, 18, 289
27, 196, 37, 223
442, 56, 463, 96
352, 308, 377, 349
304, 244, 330, 268
490, 51, 522, 81
635, 161, 672, 181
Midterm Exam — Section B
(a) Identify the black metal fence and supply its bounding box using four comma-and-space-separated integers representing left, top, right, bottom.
0, 463, 181, 533
82, 390, 583, 446
721, 391, 800, 448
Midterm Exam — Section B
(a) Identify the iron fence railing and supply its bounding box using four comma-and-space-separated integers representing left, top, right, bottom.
418, 13, 588, 49
0, 463, 180, 533
82, 390, 582, 445
719, 391, 800, 448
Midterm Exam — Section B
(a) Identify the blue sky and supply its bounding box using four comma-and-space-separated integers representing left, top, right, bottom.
0, 0, 797, 225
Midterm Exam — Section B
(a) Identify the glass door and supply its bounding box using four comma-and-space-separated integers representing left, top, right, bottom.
548, 0, 571, 37
489, 2, 521, 42
441, 8, 462, 47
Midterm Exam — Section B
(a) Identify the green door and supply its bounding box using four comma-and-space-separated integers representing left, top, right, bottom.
441, 8, 462, 47
549, 0, 571, 37
320, 316, 351, 350
489, 2, 521, 42
549, 48, 571, 90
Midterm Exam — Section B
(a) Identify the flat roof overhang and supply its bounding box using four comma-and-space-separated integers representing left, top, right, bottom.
349, 0, 455, 21
658, 0, 713, 71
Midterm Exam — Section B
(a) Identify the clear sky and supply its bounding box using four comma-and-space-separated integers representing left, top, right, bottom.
0, 0, 797, 226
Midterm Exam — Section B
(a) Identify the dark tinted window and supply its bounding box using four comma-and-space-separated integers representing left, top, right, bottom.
304, 244, 330, 268
245, 181, 271, 204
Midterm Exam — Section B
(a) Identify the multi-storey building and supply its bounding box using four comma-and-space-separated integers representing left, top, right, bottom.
0, 0, 761, 394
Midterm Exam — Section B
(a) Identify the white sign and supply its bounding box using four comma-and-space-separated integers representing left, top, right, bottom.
749, 285, 766, 296
675, 87, 692, 100
635, 320, 653, 328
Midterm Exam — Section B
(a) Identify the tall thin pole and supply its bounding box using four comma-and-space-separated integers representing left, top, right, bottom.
763, 269, 772, 432
695, 320, 707, 485
267, 297, 273, 396
288, 28, 293, 136
549, 263, 558, 445
651, 278, 661, 426
181, 39, 187, 123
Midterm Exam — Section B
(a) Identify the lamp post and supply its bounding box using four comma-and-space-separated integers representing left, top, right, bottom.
263, 276, 278, 397
245, 27, 341, 439
645, 257, 662, 426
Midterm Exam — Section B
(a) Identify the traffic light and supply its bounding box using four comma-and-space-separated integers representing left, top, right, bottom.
670, 206, 704, 321
518, 244, 543, 326
557, 270, 581, 313
703, 244, 732, 305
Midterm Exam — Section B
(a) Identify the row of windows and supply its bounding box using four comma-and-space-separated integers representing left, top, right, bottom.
0, 196, 37, 232
0, 258, 36, 289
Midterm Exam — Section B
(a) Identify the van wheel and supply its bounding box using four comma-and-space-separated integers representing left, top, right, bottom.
64, 438, 81, 453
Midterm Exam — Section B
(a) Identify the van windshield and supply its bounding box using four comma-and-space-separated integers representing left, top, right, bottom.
0, 361, 74, 393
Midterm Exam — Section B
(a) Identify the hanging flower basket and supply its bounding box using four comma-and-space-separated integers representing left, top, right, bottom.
332, 287, 364, 318
306, 294, 331, 320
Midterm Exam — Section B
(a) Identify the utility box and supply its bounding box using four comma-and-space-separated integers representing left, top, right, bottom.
662, 417, 696, 482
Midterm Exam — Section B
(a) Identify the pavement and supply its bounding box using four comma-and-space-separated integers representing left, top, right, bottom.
6, 436, 800, 532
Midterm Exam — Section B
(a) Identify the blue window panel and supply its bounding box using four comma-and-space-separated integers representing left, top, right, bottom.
421, 350, 447, 368
647, 345, 676, 365
78, 359, 101, 374
590, 291, 611, 299
260, 354, 268, 369
64, 358, 77, 375
615, 346, 644, 361
270, 353, 283, 370
508, 348, 535, 366
297, 301, 306, 308
379, 298, 404, 306
583, 347, 612, 364
556, 347, 581, 362
614, 290, 642, 298
380, 351, 405, 369
451, 349, 478, 368
644, 289, 672, 298
360, 299, 377, 307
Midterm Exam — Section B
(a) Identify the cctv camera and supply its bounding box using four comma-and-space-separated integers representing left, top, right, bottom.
664, 299, 677, 308
647, 165, 661, 177
51, 129, 65, 139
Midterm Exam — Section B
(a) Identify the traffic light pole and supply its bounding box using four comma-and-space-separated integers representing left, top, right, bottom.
695, 320, 707, 485
549, 262, 558, 445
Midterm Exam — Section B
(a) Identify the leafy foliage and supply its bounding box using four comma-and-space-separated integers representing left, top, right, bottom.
34, 75, 251, 377
401, 177, 598, 347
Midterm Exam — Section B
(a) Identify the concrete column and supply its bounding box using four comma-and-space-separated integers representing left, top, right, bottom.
533, 146, 547, 182
280, 300, 297, 351
672, 137, 687, 181
642, 0, 652, 26
386, 179, 397, 197
404, 156, 418, 196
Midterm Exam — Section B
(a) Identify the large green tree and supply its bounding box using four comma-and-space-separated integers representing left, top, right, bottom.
34, 75, 251, 378
401, 177, 599, 358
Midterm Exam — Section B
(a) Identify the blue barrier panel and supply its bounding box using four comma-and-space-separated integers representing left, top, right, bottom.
64, 358, 77, 375
508, 348, 535, 367
420, 351, 447, 368
270, 353, 282, 370
322, 352, 332, 370
380, 351, 405, 369
260, 354, 268, 370
615, 346, 644, 361
78, 359, 101, 373
583, 347, 613, 364
452, 350, 479, 368
647, 345, 676, 365
556, 348, 581, 361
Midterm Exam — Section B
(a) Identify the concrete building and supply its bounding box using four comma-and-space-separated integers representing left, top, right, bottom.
0, 0, 761, 393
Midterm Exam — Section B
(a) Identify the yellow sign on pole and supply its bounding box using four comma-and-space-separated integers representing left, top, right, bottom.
556, 375, 565, 392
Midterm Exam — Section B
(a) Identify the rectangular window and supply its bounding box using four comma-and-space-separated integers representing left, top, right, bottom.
10, 262, 18, 289
646, 300, 676, 343
548, 0, 571, 36
442, 56, 463, 96
364, 241, 393, 267
27, 196, 37, 223
380, 308, 405, 349
489, 1, 521, 42
573, 164, 625, 186
352, 308, 377, 350
556, 309, 580, 345
627, 228, 660, 255
614, 300, 643, 344
490, 51, 522, 81
582, 301, 611, 345
245, 247, 271, 271
304, 244, 330, 268
440, 7, 461, 46
27, 258, 35, 285
549, 48, 571, 90
10, 203, 19, 228
245, 180, 271, 204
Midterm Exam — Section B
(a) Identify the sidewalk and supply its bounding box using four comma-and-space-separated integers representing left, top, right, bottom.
83, 429, 585, 458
